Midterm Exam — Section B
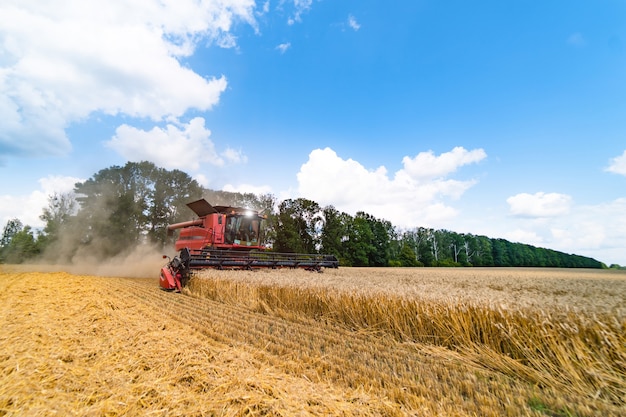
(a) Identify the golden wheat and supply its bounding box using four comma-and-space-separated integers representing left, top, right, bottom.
2, 267, 625, 416
0, 271, 395, 416
189, 267, 626, 412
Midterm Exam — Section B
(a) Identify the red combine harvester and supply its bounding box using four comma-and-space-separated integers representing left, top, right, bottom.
159, 199, 339, 291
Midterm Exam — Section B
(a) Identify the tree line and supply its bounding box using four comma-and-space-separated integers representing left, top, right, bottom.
0, 161, 610, 269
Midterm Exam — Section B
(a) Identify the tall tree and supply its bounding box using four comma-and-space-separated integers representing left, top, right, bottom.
65, 161, 203, 259
398, 242, 421, 266
403, 227, 435, 266
145, 164, 204, 246
342, 213, 375, 266
448, 231, 467, 265
0, 219, 24, 262
358, 212, 393, 267
1, 219, 23, 249
319, 205, 346, 258
475, 236, 493, 266
1, 225, 39, 263
273, 198, 322, 253
39, 192, 78, 245
492, 238, 511, 267
73, 164, 145, 257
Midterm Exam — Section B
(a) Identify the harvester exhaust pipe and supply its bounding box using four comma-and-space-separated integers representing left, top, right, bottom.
166, 218, 203, 236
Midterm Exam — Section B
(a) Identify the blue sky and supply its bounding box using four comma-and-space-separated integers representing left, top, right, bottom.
1, 0, 625, 265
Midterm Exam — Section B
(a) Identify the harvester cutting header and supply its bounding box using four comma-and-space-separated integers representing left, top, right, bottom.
159, 199, 339, 291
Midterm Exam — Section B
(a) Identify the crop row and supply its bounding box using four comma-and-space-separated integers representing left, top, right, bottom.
122, 278, 548, 415
5, 270, 619, 416
1, 272, 395, 416
185, 273, 626, 412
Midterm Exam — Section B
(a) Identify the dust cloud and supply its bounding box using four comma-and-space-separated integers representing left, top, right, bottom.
6, 244, 173, 279
65, 244, 171, 278
17, 195, 181, 278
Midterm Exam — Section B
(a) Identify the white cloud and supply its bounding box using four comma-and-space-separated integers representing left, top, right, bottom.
560, 199, 626, 260
348, 15, 361, 31
39, 176, 82, 196
193, 174, 210, 188
605, 150, 626, 175
0, 0, 256, 159
222, 147, 248, 164
499, 198, 626, 265
507, 192, 572, 218
297, 147, 485, 227
294, 147, 624, 265
276, 42, 291, 53
284, 0, 313, 25
402, 146, 487, 180
0, 175, 83, 229
504, 229, 544, 246
260, 1, 270, 15
105, 117, 246, 171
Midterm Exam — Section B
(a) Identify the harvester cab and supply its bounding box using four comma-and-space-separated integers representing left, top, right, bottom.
167, 199, 267, 252
159, 199, 339, 291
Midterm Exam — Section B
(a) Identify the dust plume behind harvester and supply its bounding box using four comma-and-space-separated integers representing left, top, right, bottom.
159, 199, 339, 291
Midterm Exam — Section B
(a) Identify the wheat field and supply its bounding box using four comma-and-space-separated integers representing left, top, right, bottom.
1, 266, 624, 416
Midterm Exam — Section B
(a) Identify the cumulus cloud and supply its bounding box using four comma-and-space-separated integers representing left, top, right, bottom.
297, 147, 486, 227
507, 192, 572, 218
402, 147, 487, 180
348, 15, 361, 31
105, 117, 246, 171
552, 199, 626, 258
0, 175, 84, 229
276, 42, 291, 53
0, 0, 256, 159
605, 150, 626, 175
501, 198, 626, 265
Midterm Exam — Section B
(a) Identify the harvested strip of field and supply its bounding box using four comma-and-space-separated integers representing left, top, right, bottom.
1, 268, 625, 416
0, 271, 394, 416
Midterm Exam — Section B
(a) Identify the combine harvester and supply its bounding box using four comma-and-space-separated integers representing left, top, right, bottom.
160, 199, 339, 291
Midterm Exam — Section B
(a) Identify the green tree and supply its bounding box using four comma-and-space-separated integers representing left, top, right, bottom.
254, 193, 278, 248
402, 227, 435, 266
67, 161, 204, 258
475, 236, 493, 266
492, 238, 510, 266
319, 206, 346, 258
74, 165, 145, 257
273, 198, 321, 253
1, 219, 23, 250
2, 225, 40, 263
449, 231, 467, 265
341, 213, 375, 266
398, 242, 421, 267
145, 164, 204, 246
38, 192, 78, 249
1, 219, 24, 262
356, 212, 393, 267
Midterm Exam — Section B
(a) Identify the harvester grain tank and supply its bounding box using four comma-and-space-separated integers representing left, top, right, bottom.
159, 199, 339, 291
